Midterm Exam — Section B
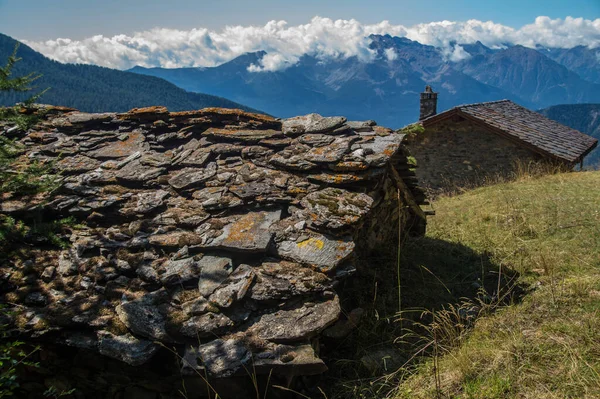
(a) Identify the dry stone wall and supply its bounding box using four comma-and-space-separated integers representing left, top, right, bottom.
0, 105, 425, 396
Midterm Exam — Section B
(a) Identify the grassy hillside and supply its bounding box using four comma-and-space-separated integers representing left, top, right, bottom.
0, 33, 258, 113
393, 171, 600, 398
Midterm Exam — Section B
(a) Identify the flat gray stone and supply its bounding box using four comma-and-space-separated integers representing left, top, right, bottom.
89, 131, 149, 160
55, 155, 101, 174
249, 261, 332, 301
191, 186, 243, 210
283, 114, 346, 136
269, 144, 319, 171
115, 161, 165, 184
304, 137, 354, 163
134, 190, 169, 214
197, 256, 234, 297
249, 296, 340, 342
276, 233, 355, 272
182, 338, 250, 377
179, 148, 211, 167
180, 312, 234, 338
298, 134, 335, 147
195, 210, 281, 252
298, 187, 374, 232
358, 134, 405, 160
347, 120, 376, 132
115, 289, 170, 341
148, 231, 202, 247
97, 331, 159, 366
159, 257, 202, 286
168, 163, 217, 190
209, 264, 255, 308
202, 127, 283, 143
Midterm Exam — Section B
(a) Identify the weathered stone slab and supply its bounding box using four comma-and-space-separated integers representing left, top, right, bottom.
197, 256, 234, 297
148, 231, 202, 247
249, 261, 332, 301
209, 264, 255, 308
304, 137, 354, 163
180, 312, 234, 338
282, 114, 346, 136
182, 338, 250, 377
128, 190, 169, 214
269, 144, 319, 171
55, 155, 101, 174
347, 120, 377, 132
249, 343, 328, 376
115, 161, 165, 184
298, 134, 335, 147
202, 127, 283, 143
97, 331, 159, 366
152, 198, 210, 227
192, 186, 243, 210
297, 187, 374, 232
89, 131, 149, 159
276, 233, 354, 272
358, 134, 405, 160
168, 163, 217, 190
179, 148, 211, 167
115, 290, 171, 341
158, 257, 202, 286
249, 296, 340, 342
195, 210, 281, 252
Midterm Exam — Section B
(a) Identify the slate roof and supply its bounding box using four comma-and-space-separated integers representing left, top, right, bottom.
421, 100, 598, 163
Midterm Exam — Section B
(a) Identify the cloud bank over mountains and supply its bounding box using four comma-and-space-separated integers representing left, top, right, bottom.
24, 16, 600, 72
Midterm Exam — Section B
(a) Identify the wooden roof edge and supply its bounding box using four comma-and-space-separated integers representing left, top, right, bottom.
577, 139, 599, 163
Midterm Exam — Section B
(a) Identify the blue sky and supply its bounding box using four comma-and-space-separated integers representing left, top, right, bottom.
0, 0, 598, 40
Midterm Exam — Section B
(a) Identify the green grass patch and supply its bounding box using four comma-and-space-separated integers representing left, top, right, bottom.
393, 171, 600, 399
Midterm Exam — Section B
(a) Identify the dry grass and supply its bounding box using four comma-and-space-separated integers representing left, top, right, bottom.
393, 171, 600, 399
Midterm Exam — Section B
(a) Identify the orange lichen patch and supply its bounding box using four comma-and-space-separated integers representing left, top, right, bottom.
118, 106, 169, 120
221, 213, 262, 245
383, 146, 398, 157
28, 132, 55, 143
110, 132, 143, 157
373, 126, 393, 136
198, 107, 278, 123
331, 161, 369, 171
169, 110, 206, 117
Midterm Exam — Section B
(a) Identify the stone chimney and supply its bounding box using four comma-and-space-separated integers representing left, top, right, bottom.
419, 85, 438, 120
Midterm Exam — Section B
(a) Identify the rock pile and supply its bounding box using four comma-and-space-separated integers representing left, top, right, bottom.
0, 106, 426, 387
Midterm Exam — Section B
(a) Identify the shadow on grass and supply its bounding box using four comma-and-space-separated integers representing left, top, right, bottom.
319, 235, 529, 399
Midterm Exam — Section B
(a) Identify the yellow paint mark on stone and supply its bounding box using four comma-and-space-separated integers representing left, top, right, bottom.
297, 238, 325, 250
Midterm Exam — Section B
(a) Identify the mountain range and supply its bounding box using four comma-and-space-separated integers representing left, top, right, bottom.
129, 35, 600, 128
0, 33, 257, 113
539, 103, 600, 167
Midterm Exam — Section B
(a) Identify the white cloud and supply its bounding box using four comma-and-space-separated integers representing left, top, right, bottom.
23, 16, 600, 72
384, 48, 398, 61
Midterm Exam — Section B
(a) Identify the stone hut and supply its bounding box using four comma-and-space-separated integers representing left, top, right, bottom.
0, 105, 426, 397
407, 87, 598, 194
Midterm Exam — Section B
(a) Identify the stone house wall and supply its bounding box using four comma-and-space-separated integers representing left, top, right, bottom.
406, 117, 547, 194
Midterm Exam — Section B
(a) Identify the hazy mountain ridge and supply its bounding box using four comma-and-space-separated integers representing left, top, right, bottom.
131, 35, 522, 127
539, 103, 600, 167
0, 33, 258, 113
129, 35, 600, 127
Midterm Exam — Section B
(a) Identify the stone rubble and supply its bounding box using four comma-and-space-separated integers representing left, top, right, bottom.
0, 105, 426, 383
